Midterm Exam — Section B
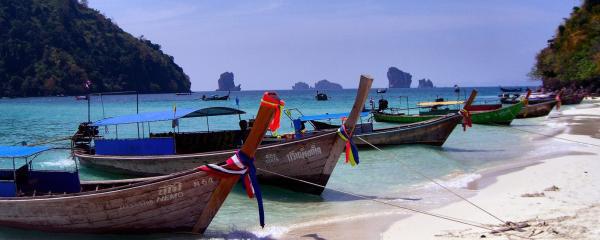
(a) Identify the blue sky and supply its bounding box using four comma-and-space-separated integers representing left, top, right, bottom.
90, 0, 578, 90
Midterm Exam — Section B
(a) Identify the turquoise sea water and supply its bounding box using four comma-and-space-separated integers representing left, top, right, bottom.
0, 87, 562, 239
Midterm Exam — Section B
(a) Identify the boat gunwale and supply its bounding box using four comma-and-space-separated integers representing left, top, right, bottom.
74, 131, 338, 160
0, 168, 199, 201
357, 114, 461, 137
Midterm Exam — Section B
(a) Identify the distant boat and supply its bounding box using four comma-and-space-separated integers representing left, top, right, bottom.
315, 91, 328, 101
500, 87, 522, 92
376, 88, 387, 93
175, 92, 192, 96
201, 91, 229, 101
499, 92, 521, 104
75, 95, 88, 100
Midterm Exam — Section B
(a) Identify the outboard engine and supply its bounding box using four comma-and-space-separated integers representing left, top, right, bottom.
71, 122, 99, 152
378, 99, 389, 112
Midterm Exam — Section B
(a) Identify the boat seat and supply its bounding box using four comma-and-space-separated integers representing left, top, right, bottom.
0, 180, 16, 197
17, 170, 81, 195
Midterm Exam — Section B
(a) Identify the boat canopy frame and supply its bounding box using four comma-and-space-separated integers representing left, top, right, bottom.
0, 145, 77, 172
92, 107, 246, 126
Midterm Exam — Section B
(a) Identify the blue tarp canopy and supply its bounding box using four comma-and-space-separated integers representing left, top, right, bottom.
93, 107, 246, 126
297, 111, 370, 121
0, 145, 51, 158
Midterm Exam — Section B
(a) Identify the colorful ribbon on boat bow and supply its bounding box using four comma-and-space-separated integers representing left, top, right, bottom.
261, 92, 285, 133
459, 109, 472, 131
555, 93, 562, 111
198, 151, 265, 228
337, 123, 360, 166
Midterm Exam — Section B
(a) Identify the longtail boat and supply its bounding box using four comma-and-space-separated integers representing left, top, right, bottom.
373, 98, 497, 124
469, 101, 524, 125
0, 92, 279, 234
294, 91, 477, 146
516, 100, 557, 119
561, 93, 584, 105
374, 91, 527, 125
73, 75, 373, 195
469, 90, 531, 125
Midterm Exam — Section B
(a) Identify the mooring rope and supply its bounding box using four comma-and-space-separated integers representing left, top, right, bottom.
355, 136, 508, 225
256, 167, 531, 239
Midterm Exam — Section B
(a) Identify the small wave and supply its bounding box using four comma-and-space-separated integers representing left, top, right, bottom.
267, 211, 407, 237
38, 158, 75, 168
421, 173, 482, 189
250, 226, 289, 239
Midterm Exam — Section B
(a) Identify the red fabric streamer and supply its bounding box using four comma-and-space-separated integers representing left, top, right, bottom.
459, 109, 472, 131
260, 92, 285, 132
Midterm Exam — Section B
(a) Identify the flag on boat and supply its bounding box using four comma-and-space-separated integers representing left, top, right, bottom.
198, 151, 265, 228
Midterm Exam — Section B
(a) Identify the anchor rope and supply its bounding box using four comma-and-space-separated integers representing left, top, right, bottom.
256, 167, 532, 239
355, 136, 508, 225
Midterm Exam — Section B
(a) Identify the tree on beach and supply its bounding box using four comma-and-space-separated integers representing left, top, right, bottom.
531, 0, 600, 92
0, 0, 191, 97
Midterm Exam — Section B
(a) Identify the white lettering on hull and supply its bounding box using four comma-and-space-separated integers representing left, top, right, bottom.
286, 144, 323, 163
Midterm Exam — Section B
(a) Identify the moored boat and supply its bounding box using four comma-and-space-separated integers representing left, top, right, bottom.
304, 90, 478, 146
469, 101, 524, 125
516, 100, 557, 119
73, 75, 373, 195
0, 92, 279, 234
374, 92, 526, 125
308, 114, 462, 147
561, 93, 584, 105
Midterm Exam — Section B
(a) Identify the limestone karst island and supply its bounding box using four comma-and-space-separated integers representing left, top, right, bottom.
0, 0, 599, 239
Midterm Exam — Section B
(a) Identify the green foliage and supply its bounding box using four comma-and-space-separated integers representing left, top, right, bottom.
531, 0, 600, 90
0, 0, 190, 97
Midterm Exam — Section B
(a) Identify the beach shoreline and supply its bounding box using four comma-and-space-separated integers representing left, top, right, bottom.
282, 99, 600, 239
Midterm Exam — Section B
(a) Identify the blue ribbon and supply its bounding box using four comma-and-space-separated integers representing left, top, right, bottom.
237, 151, 265, 228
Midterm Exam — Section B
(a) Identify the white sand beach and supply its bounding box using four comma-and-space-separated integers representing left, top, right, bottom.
282, 99, 600, 240
383, 99, 600, 239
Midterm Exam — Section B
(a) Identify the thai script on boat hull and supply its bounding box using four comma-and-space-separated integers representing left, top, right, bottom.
287, 144, 323, 162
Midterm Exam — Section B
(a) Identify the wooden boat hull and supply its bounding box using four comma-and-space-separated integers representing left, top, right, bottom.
76, 132, 340, 195
470, 102, 524, 125
0, 170, 236, 233
373, 112, 438, 123
375, 102, 523, 125
355, 114, 461, 147
516, 100, 556, 119
562, 94, 584, 105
